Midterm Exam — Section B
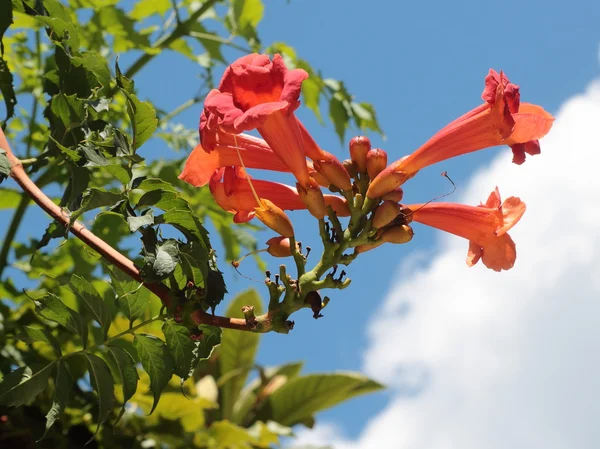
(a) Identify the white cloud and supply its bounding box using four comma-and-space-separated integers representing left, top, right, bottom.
295, 77, 600, 449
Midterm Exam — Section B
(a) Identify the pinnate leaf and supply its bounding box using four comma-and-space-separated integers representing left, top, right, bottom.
41, 360, 73, 438
70, 275, 111, 337
133, 334, 174, 414
20, 325, 62, 357
35, 293, 88, 347
107, 345, 139, 424
162, 320, 196, 379
0, 364, 54, 407
85, 353, 115, 436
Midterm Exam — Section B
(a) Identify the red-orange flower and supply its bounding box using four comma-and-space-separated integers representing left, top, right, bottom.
367, 70, 554, 198
407, 188, 526, 271
209, 168, 350, 224
201, 54, 314, 187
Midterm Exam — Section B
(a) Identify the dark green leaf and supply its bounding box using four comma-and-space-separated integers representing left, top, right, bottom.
108, 267, 150, 323
140, 230, 180, 282
20, 325, 62, 356
329, 96, 349, 143
71, 52, 111, 93
70, 275, 111, 337
107, 345, 139, 424
195, 325, 221, 361
0, 1, 13, 54
127, 208, 154, 232
219, 290, 263, 419
50, 93, 87, 129
133, 334, 174, 414
179, 242, 208, 288
136, 189, 188, 210
162, 320, 196, 380
41, 360, 73, 438
132, 177, 177, 193
205, 268, 227, 313
254, 373, 384, 426
35, 221, 68, 252
71, 188, 124, 221
156, 209, 209, 244
124, 91, 157, 151
35, 293, 88, 347
85, 353, 115, 435
0, 149, 10, 182
0, 58, 16, 125
0, 364, 54, 407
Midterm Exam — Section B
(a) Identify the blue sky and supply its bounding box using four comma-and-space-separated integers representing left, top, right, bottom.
2, 0, 600, 445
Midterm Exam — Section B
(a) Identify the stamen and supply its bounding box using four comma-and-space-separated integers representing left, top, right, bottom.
233, 134, 263, 207
403, 171, 457, 217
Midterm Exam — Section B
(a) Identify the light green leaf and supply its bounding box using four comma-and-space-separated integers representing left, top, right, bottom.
35, 293, 88, 347
329, 96, 350, 143
71, 52, 111, 93
85, 353, 115, 435
302, 77, 323, 123
254, 373, 384, 426
198, 420, 254, 449
133, 334, 174, 414
96, 7, 153, 53
0, 188, 21, 209
0, 364, 55, 407
127, 208, 154, 232
162, 320, 196, 379
107, 345, 139, 424
129, 0, 171, 20
70, 275, 111, 337
219, 289, 263, 419
21, 326, 62, 357
42, 360, 73, 438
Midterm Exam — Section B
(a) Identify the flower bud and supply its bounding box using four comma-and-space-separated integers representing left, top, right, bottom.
343, 159, 358, 178
366, 148, 388, 180
307, 164, 331, 188
266, 236, 294, 257
254, 199, 294, 238
349, 136, 371, 172
382, 187, 404, 202
381, 224, 414, 244
355, 240, 385, 253
314, 155, 352, 191
297, 179, 327, 219
372, 201, 402, 229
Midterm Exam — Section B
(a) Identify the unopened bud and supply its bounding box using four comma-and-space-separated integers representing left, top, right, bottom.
307, 165, 331, 188
255, 199, 294, 238
355, 240, 384, 253
381, 224, 414, 244
366, 149, 388, 180
297, 180, 327, 219
266, 236, 294, 257
382, 187, 404, 202
372, 201, 402, 229
343, 159, 358, 178
314, 155, 352, 191
349, 136, 371, 172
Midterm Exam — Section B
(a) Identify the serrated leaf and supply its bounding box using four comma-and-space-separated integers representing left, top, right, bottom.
108, 267, 150, 323
195, 325, 222, 362
156, 208, 209, 244
254, 373, 384, 426
70, 275, 111, 337
127, 208, 154, 232
0, 1, 13, 52
36, 293, 88, 347
329, 96, 350, 143
41, 360, 72, 438
71, 188, 124, 221
21, 326, 62, 356
179, 242, 208, 288
162, 320, 196, 379
136, 189, 187, 210
85, 353, 115, 435
0, 364, 55, 407
107, 345, 139, 424
0, 58, 16, 125
219, 290, 263, 419
133, 334, 174, 414
0, 149, 11, 182
132, 177, 177, 193
205, 268, 227, 313
124, 91, 157, 150
71, 52, 111, 93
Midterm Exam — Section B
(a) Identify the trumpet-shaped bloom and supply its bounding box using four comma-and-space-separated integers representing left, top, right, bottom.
407, 188, 526, 271
209, 169, 350, 224
201, 54, 314, 187
367, 70, 554, 198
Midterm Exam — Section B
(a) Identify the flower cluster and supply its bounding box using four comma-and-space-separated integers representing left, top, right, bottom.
180, 55, 553, 273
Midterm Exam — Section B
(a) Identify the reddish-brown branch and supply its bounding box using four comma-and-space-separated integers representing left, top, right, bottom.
0, 128, 258, 332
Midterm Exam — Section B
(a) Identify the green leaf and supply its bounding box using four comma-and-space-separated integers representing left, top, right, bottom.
20, 325, 62, 356
0, 364, 54, 406
219, 289, 263, 419
179, 242, 208, 288
70, 275, 111, 337
129, 0, 171, 20
205, 267, 227, 314
85, 353, 115, 435
229, 0, 264, 40
302, 77, 323, 123
156, 208, 209, 244
0, 58, 16, 125
195, 325, 222, 362
140, 230, 180, 282
0, 149, 11, 183
351, 102, 383, 134
162, 320, 196, 380
127, 208, 154, 232
198, 420, 254, 449
0, 187, 23, 210
0, 1, 13, 53
96, 7, 153, 53
42, 360, 73, 438
254, 373, 384, 426
50, 93, 87, 129
35, 293, 88, 347
133, 334, 174, 414
71, 188, 124, 221
108, 267, 150, 323
329, 96, 350, 143
71, 52, 111, 93
107, 345, 139, 424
